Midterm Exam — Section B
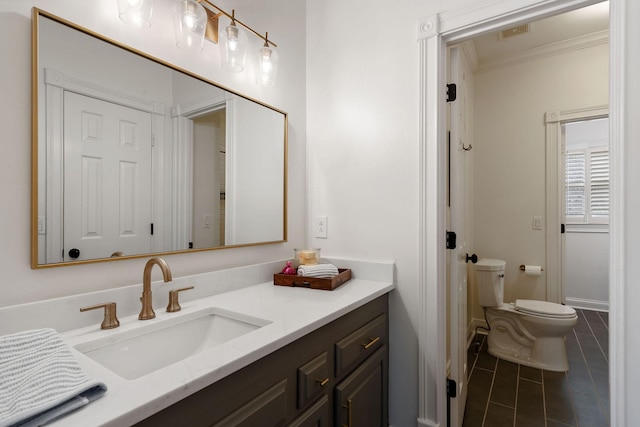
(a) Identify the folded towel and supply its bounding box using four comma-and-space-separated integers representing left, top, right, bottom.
297, 264, 339, 278
0, 328, 107, 427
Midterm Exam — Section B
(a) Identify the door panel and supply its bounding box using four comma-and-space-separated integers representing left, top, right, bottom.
447, 45, 469, 427
63, 92, 153, 261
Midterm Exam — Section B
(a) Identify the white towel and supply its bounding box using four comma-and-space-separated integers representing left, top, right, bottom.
297, 263, 339, 278
0, 328, 107, 427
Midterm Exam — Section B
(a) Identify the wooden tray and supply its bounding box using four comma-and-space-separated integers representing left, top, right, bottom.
273, 268, 351, 291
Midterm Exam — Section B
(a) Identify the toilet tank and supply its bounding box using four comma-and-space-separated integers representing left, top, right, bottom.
475, 259, 506, 307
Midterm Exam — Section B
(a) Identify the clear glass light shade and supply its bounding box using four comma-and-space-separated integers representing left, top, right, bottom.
219, 23, 247, 72
257, 44, 279, 87
173, 0, 207, 51
117, 0, 154, 28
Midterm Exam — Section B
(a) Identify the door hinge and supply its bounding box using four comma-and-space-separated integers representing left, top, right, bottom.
151, 133, 156, 147
446, 231, 457, 249
447, 378, 457, 398
446, 377, 457, 427
188, 242, 193, 249
150, 223, 154, 235
561, 223, 566, 234
446, 83, 457, 102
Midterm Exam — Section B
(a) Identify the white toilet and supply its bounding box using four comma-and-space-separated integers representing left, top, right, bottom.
475, 258, 577, 371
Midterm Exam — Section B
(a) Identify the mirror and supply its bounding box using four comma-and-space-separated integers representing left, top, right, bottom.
31, 9, 287, 268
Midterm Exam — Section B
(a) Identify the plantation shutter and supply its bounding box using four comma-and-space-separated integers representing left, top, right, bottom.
565, 150, 586, 222
589, 149, 609, 221
565, 147, 609, 224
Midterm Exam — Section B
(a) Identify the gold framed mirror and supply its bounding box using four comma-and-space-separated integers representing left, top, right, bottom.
31, 8, 287, 268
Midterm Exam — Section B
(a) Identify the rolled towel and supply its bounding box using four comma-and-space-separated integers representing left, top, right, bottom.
0, 328, 107, 427
297, 263, 339, 278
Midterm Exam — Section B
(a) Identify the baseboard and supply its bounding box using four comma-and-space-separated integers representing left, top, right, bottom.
467, 318, 488, 349
565, 297, 609, 312
417, 418, 440, 427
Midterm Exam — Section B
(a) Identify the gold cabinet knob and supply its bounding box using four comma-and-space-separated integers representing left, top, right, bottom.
80, 302, 120, 329
166, 286, 195, 312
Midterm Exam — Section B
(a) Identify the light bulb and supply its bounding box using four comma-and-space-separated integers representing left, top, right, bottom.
220, 21, 246, 72
257, 44, 278, 86
173, 0, 206, 51
228, 38, 238, 52
182, 11, 197, 30
117, 0, 153, 28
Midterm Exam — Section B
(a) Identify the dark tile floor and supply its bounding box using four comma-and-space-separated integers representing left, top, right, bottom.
462, 309, 609, 427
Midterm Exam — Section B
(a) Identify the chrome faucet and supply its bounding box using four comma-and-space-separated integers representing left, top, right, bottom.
139, 257, 173, 320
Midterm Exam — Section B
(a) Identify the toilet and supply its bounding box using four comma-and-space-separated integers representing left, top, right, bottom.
475, 258, 577, 372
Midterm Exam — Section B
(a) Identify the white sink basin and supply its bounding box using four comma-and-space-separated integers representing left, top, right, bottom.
73, 307, 271, 380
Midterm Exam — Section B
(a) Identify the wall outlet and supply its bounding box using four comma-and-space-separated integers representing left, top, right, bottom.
315, 216, 328, 238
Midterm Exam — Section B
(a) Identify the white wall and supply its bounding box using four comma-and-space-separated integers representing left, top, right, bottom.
306, 1, 480, 425
566, 231, 609, 307
193, 112, 223, 248
471, 41, 608, 318
0, 0, 306, 304
228, 97, 284, 245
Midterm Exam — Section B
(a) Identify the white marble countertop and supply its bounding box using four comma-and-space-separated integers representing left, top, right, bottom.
51, 268, 394, 426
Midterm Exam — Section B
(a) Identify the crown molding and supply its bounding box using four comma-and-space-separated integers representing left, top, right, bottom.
477, 29, 608, 72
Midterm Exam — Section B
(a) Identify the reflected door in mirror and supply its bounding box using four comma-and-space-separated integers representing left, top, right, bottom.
63, 92, 153, 261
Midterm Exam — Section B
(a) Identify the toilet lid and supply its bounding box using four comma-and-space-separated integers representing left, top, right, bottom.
514, 299, 577, 318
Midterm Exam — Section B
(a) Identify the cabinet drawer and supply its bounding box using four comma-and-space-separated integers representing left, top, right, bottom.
335, 313, 386, 376
297, 352, 330, 408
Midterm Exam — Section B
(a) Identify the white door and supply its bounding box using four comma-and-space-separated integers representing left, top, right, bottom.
63, 92, 153, 261
447, 45, 469, 427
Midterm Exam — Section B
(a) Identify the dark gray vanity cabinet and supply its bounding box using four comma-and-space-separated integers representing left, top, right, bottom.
135, 293, 388, 427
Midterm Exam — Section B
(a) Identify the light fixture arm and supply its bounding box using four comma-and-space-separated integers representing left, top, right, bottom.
197, 0, 277, 47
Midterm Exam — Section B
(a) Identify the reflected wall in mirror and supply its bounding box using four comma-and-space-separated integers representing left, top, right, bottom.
32, 9, 287, 268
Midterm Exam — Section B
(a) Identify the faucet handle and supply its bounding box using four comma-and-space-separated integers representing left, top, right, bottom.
166, 286, 195, 313
80, 302, 120, 329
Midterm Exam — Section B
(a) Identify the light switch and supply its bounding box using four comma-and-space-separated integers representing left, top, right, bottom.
38, 216, 46, 235
315, 216, 328, 238
204, 214, 212, 229
532, 216, 543, 230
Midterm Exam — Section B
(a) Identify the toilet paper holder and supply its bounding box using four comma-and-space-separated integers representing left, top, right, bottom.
519, 264, 544, 272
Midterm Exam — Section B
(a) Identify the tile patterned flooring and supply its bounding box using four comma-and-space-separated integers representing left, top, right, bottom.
462, 309, 609, 427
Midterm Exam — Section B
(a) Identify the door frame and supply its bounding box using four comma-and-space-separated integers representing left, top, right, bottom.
41, 68, 165, 264
545, 105, 608, 306
416, 1, 624, 426
172, 93, 228, 250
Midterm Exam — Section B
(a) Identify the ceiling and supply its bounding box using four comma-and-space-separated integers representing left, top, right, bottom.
471, 1, 609, 65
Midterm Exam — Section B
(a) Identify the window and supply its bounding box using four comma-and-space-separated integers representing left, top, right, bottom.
564, 118, 609, 225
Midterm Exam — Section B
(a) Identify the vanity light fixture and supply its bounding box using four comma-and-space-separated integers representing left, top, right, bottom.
173, 0, 207, 51
117, 0, 279, 85
117, 0, 154, 28
257, 33, 279, 87
219, 10, 247, 72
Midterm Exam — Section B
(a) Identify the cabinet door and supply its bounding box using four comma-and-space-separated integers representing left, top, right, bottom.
335, 346, 387, 427
212, 379, 288, 427
297, 352, 330, 409
287, 395, 330, 427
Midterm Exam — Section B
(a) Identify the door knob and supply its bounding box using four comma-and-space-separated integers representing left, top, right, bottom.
68, 248, 80, 259
466, 253, 478, 264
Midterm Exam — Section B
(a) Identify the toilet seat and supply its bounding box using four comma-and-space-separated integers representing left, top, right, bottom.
514, 299, 576, 319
